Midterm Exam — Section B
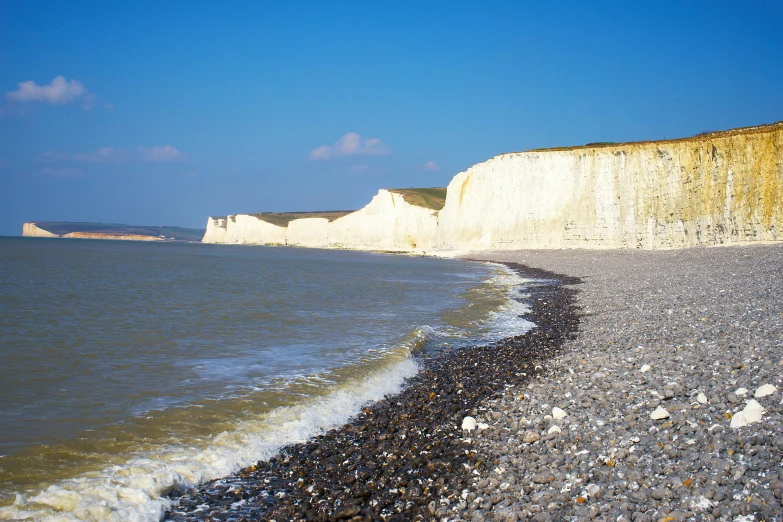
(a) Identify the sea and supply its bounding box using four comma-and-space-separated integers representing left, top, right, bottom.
0, 237, 534, 521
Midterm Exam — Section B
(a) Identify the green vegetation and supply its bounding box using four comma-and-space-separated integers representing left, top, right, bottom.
387, 187, 447, 211
252, 211, 354, 228
34, 222, 206, 241
585, 142, 617, 147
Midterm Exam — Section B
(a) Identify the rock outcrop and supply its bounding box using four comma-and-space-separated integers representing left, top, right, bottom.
22, 223, 58, 238
203, 123, 783, 251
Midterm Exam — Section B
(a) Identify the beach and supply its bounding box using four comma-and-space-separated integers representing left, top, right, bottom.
165, 243, 783, 521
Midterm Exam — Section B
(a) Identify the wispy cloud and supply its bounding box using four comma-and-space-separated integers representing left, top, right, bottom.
73, 147, 127, 163
423, 160, 441, 171
36, 167, 83, 178
6, 76, 94, 108
308, 132, 390, 160
138, 145, 186, 162
41, 145, 187, 164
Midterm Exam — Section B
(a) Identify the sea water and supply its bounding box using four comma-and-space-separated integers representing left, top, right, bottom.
0, 237, 533, 521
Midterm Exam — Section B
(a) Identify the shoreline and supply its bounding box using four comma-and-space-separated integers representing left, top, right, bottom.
166, 243, 783, 521
165, 263, 580, 521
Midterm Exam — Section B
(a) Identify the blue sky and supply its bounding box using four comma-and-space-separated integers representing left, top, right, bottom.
1, 1, 782, 236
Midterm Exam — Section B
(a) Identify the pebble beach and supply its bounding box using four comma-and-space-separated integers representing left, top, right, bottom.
166, 243, 783, 521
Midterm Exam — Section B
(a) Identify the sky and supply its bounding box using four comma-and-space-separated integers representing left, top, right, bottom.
1, 1, 782, 236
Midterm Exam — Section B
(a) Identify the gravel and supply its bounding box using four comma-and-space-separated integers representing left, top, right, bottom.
466, 244, 783, 521
165, 243, 783, 521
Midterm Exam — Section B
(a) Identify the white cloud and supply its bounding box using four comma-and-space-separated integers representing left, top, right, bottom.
73, 147, 125, 163
308, 132, 390, 160
424, 160, 441, 171
6, 76, 90, 106
139, 145, 186, 162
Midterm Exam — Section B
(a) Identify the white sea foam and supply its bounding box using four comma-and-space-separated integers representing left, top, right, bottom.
0, 358, 419, 522
481, 264, 536, 341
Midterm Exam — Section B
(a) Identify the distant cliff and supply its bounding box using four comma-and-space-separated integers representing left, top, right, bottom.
22, 223, 59, 238
204, 123, 782, 251
22, 222, 205, 242
203, 189, 443, 249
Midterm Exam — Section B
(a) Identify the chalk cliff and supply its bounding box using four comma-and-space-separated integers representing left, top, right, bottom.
203, 190, 440, 250
61, 232, 161, 241
202, 215, 287, 245
437, 123, 782, 249
203, 123, 783, 251
22, 223, 58, 238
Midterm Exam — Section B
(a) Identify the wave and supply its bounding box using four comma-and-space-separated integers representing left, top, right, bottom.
0, 358, 419, 522
0, 262, 535, 522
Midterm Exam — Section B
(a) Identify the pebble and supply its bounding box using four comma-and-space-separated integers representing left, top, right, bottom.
522, 431, 541, 443
697, 392, 708, 404
650, 406, 670, 420
755, 384, 777, 398
730, 399, 765, 428
551, 407, 567, 420
462, 416, 477, 431
640, 364, 651, 373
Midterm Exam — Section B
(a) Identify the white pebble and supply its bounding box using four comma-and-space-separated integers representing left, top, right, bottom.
477, 422, 489, 430
552, 407, 567, 420
461, 416, 477, 431
650, 406, 670, 420
585, 484, 600, 497
754, 384, 777, 398
548, 425, 562, 434
730, 399, 765, 428
640, 364, 651, 373
697, 392, 708, 404
735, 387, 748, 396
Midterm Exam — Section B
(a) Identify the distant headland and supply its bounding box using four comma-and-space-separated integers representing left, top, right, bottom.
22, 222, 205, 242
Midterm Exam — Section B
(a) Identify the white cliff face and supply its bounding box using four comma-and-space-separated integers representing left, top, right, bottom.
202, 215, 287, 245
437, 124, 783, 249
287, 218, 329, 248
22, 223, 58, 237
202, 124, 782, 251
202, 190, 440, 251
327, 190, 439, 250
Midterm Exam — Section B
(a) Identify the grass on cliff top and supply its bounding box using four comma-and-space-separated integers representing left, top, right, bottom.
251, 211, 355, 228
522, 120, 783, 154
387, 187, 447, 211
34, 222, 206, 241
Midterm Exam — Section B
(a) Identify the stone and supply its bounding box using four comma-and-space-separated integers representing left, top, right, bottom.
754, 384, 777, 398
522, 431, 541, 444
735, 387, 748, 396
462, 416, 477, 431
640, 364, 651, 373
730, 400, 765, 428
477, 422, 489, 430
551, 407, 567, 420
585, 484, 600, 497
547, 425, 562, 434
697, 392, 708, 404
650, 406, 670, 420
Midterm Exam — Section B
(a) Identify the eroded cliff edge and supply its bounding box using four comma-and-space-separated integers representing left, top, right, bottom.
204, 123, 783, 251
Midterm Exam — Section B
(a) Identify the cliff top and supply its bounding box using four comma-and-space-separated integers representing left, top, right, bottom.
387, 188, 447, 211
518, 120, 783, 155
29, 222, 206, 241
251, 211, 355, 228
